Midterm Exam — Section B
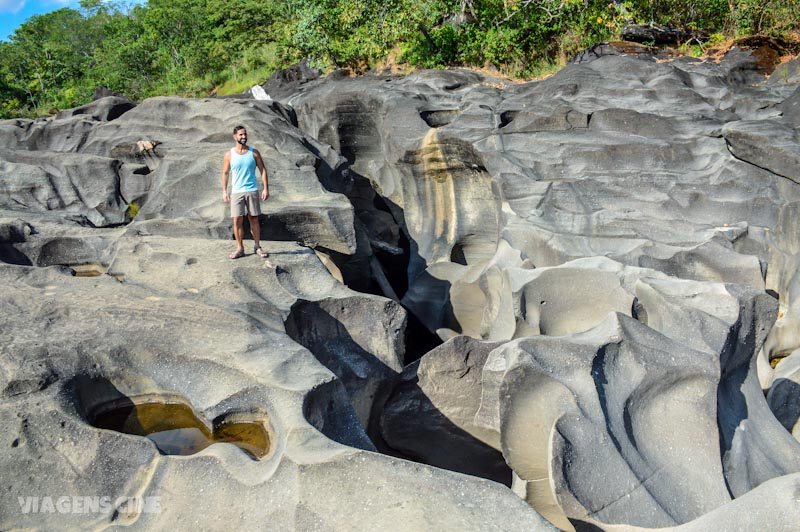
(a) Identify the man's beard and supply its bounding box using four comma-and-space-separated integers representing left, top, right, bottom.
237, 138, 247, 145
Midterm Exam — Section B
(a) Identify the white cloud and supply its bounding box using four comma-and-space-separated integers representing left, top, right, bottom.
0, 0, 25, 14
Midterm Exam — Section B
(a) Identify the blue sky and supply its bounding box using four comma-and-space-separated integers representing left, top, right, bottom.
0, 0, 83, 42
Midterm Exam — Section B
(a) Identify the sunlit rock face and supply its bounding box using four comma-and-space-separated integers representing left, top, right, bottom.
2, 43, 800, 531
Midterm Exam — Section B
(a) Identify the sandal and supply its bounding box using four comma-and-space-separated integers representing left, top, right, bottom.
229, 248, 245, 259
254, 246, 269, 258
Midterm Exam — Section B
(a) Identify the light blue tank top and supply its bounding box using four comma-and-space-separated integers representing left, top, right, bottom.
230, 147, 258, 193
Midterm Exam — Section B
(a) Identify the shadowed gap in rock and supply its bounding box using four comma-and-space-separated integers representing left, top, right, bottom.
301, 379, 378, 452
284, 299, 401, 452
498, 111, 518, 129
717, 320, 748, 464
449, 243, 467, 265
298, 152, 446, 363
0, 244, 33, 266
380, 364, 513, 486
419, 109, 461, 128
713, 288, 800, 498
591, 345, 624, 455
570, 520, 605, 532
284, 299, 503, 488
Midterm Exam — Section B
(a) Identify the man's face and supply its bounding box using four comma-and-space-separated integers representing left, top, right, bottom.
234, 128, 247, 146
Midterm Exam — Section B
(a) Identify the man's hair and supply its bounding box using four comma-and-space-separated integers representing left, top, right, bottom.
233, 125, 246, 134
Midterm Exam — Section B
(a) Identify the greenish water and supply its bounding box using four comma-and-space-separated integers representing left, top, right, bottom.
92, 400, 271, 459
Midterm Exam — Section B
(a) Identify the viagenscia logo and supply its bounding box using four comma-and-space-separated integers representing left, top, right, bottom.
17, 495, 161, 514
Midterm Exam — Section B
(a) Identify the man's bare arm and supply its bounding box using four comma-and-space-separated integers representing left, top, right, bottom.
221, 151, 231, 202
255, 149, 269, 201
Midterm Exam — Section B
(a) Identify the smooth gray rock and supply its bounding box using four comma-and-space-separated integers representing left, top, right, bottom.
0, 149, 127, 227
1, 96, 358, 253
722, 120, 800, 184
779, 86, 800, 126
56, 95, 137, 121
758, 215, 800, 390
768, 350, 800, 440
486, 313, 730, 529
768, 57, 800, 84
0, 88, 561, 530
470, 268, 797, 529
580, 472, 800, 532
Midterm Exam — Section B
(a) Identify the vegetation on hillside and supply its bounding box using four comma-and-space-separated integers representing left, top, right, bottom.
0, 0, 798, 118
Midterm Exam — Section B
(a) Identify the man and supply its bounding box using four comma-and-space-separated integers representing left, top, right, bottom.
221, 125, 270, 261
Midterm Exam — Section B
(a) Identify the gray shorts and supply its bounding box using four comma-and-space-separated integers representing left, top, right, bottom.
230, 191, 261, 217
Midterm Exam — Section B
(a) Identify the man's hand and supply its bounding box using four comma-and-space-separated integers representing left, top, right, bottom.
223, 190, 230, 203
261, 188, 269, 201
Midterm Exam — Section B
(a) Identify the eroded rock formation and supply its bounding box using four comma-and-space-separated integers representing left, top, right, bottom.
1, 43, 799, 531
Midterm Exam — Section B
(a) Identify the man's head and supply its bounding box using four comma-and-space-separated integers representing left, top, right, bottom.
232, 125, 247, 146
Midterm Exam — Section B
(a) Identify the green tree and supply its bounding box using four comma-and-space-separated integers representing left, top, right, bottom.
90, 6, 161, 99
402, 0, 620, 74
1, 8, 100, 113
289, 0, 451, 70
0, 48, 28, 118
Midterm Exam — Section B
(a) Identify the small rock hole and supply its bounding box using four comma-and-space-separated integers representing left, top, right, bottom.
71, 377, 273, 461
91, 398, 272, 459
499, 110, 518, 128
420, 110, 460, 128
68, 263, 107, 277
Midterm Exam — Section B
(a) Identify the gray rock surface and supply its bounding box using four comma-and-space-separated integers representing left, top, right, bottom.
0, 149, 128, 227
0, 259, 553, 531
768, 57, 800, 85
2, 44, 800, 531
0, 95, 556, 531
722, 119, 800, 184
768, 350, 800, 440
387, 257, 798, 530
287, 54, 797, 302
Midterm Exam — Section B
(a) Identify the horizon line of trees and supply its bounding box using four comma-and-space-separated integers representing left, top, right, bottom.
1, 0, 798, 118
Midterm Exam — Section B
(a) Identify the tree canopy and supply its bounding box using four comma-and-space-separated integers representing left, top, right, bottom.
0, 0, 797, 117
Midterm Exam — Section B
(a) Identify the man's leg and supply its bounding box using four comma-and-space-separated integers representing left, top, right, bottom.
249, 214, 261, 249
250, 215, 269, 260
246, 192, 268, 258
229, 192, 247, 258
231, 216, 245, 258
